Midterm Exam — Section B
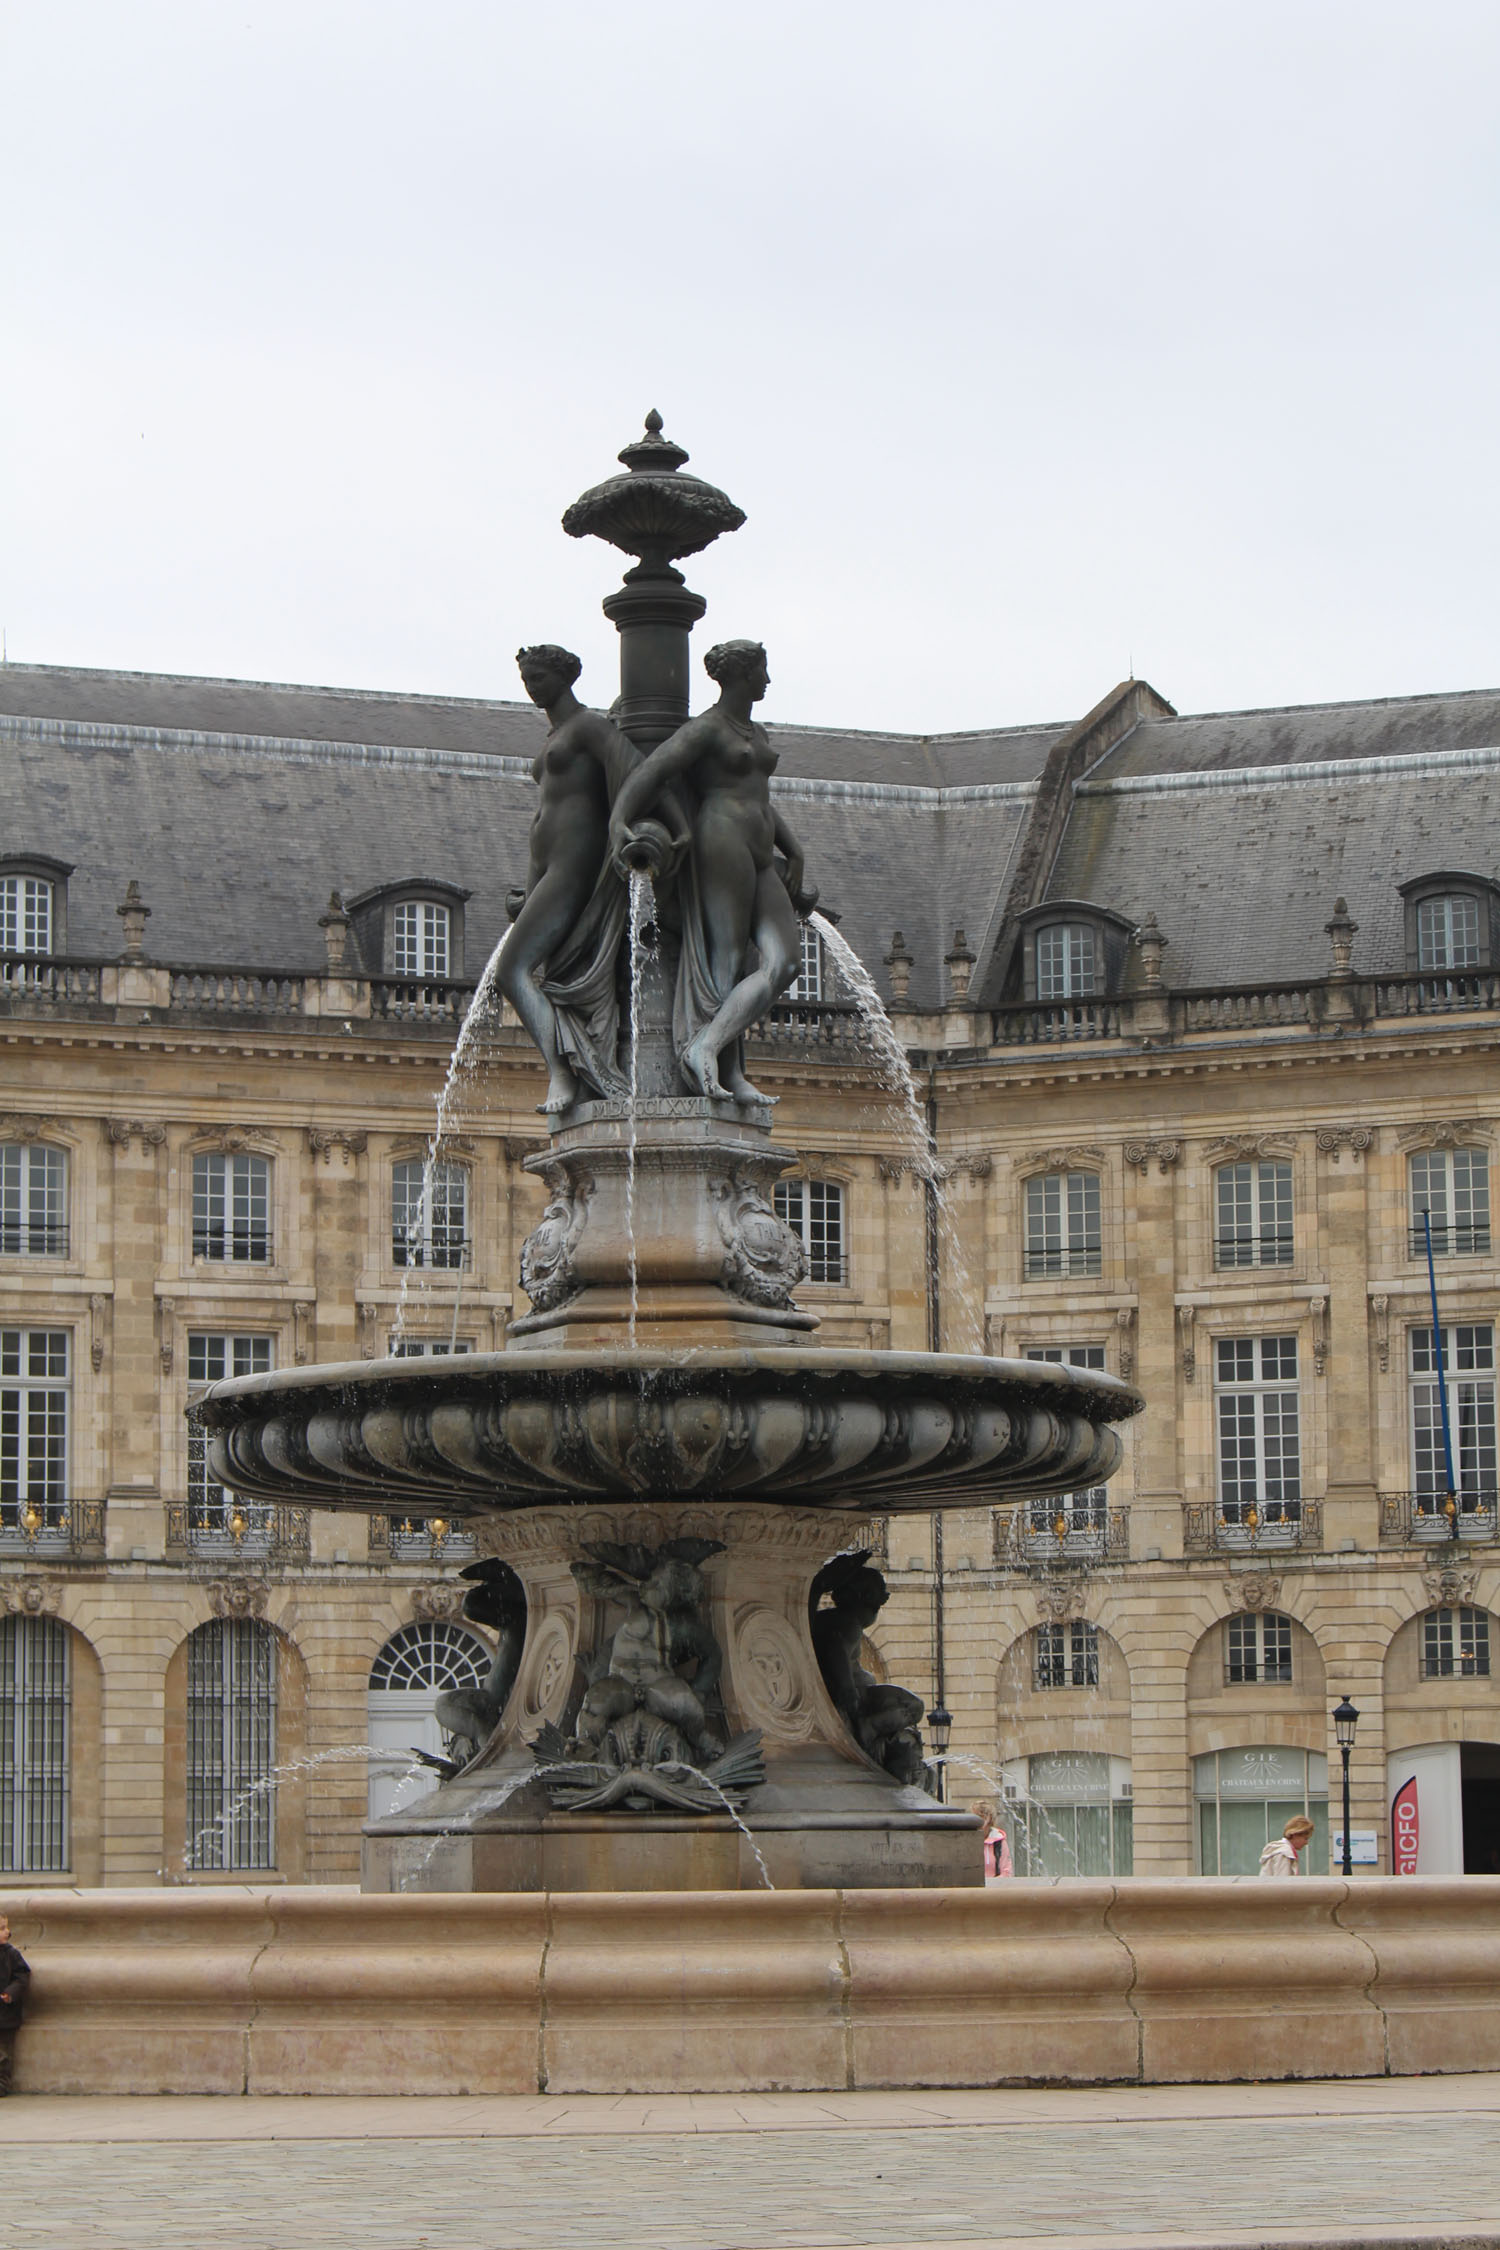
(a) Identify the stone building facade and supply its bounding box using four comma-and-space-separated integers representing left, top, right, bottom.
2, 660, 1499, 1883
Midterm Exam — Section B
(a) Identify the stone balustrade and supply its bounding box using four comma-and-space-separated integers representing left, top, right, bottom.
3, 1878, 1499, 2095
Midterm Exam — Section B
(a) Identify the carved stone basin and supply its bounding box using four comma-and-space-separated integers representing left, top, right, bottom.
196, 1347, 1139, 1519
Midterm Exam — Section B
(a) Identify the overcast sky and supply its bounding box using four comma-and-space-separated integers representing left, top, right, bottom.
2, 2, 1497, 736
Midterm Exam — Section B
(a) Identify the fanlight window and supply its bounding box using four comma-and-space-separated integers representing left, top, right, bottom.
1421, 1605, 1491, 1679
369, 1622, 490, 1695
1034, 1620, 1099, 1689
1225, 1610, 1293, 1684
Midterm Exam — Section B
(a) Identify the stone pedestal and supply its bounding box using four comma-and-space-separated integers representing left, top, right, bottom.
510, 1098, 818, 1350
362, 1501, 978, 1893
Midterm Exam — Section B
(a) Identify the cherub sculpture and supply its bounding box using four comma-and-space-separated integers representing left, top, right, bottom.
810, 1549, 927, 1787
570, 1537, 727, 1765
530, 1536, 764, 1813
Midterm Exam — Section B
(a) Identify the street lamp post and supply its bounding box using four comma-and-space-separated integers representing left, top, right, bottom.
1333, 1695, 1360, 1876
927, 1703, 953, 1804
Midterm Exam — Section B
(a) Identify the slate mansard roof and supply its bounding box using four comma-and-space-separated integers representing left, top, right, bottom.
1, 661, 1497, 1010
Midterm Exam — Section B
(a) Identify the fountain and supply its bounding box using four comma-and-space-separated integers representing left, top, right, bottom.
192, 413, 1142, 1894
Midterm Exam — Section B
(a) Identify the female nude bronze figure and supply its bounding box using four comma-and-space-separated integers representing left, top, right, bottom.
502, 645, 645, 1112
607, 640, 812, 1103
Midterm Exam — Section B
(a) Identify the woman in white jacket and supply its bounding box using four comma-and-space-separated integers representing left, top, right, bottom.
1259, 1813, 1315, 1875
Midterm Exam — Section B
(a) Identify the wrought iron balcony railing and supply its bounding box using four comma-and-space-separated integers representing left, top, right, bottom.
368, 1513, 478, 1562
995, 1497, 1129, 1566
0, 1225, 69, 1257
1407, 1221, 1492, 1258
0, 1496, 105, 1559
1183, 1498, 1323, 1555
1379, 1490, 1499, 1545
164, 1501, 311, 1563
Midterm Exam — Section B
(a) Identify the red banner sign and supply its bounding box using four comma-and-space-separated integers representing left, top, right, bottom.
1392, 1775, 1420, 1875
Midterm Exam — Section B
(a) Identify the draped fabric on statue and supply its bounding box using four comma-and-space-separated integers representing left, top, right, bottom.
541, 870, 629, 1100
537, 724, 642, 1101
672, 846, 750, 1089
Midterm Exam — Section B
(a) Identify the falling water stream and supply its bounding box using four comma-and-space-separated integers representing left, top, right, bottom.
624, 867, 655, 1351
392, 924, 511, 1347
809, 911, 978, 1343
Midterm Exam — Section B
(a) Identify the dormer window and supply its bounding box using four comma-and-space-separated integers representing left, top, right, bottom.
787, 925, 825, 1002
393, 900, 449, 979
346, 880, 470, 982
1417, 895, 1481, 971
1013, 902, 1134, 1005
0, 859, 71, 958
1400, 874, 1498, 978
1036, 923, 1097, 1001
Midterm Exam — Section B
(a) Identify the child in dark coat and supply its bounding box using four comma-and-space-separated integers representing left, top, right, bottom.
0, 1917, 31, 2095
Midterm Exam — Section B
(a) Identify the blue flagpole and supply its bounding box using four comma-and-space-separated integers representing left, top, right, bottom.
1423, 1207, 1459, 1527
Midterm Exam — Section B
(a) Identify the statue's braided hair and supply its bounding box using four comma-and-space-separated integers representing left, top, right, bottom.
703, 638, 767, 687
516, 644, 582, 687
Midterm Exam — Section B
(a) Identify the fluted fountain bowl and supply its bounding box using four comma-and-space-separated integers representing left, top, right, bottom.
194, 1346, 1140, 1518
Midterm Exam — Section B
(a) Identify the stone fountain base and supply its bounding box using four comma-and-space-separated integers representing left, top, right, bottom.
361, 1498, 979, 1894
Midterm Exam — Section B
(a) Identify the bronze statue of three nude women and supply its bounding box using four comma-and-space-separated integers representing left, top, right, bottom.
502, 636, 815, 1112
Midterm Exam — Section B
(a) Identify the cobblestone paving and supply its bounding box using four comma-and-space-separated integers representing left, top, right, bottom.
6, 2111, 1500, 2249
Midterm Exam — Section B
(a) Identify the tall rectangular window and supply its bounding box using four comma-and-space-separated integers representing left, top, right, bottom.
186, 1620, 277, 1870
1035, 923, 1097, 1000
393, 901, 449, 978
1417, 895, 1481, 972
1421, 1606, 1491, 1679
1409, 1323, 1496, 1507
187, 1334, 274, 1542
1225, 1610, 1293, 1683
0, 1615, 70, 1872
192, 1152, 271, 1262
0, 1329, 69, 1536
1035, 1621, 1099, 1689
1216, 1336, 1301, 1521
1024, 1171, 1102, 1279
391, 1159, 469, 1269
773, 1178, 846, 1283
786, 924, 825, 1002
1025, 1347, 1108, 1534
1214, 1160, 1293, 1269
1410, 1148, 1491, 1257
0, 1144, 67, 1256
0, 876, 52, 955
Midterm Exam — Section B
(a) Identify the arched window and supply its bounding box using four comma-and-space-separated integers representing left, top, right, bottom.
1024, 1170, 1101, 1279
1417, 894, 1482, 972
1214, 1160, 1293, 1269
1409, 1147, 1490, 1258
367, 1620, 492, 1821
1034, 1620, 1098, 1689
0, 873, 54, 956
1194, 1746, 1328, 1874
392, 1159, 469, 1269
1421, 1606, 1491, 1680
773, 1178, 846, 1283
1035, 922, 1098, 1001
1224, 1610, 1293, 1683
393, 900, 450, 978
0, 1144, 68, 1258
186, 1619, 277, 1870
0, 1614, 70, 1871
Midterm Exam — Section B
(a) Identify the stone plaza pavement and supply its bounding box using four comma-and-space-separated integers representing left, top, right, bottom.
4, 2075, 1500, 2250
